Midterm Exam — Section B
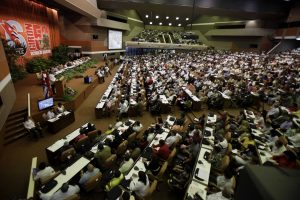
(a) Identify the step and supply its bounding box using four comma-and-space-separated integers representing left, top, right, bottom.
7, 113, 27, 122
5, 123, 25, 133
4, 132, 27, 145
5, 118, 26, 128
4, 127, 27, 139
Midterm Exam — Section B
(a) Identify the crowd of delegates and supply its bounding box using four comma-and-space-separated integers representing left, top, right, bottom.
125, 48, 300, 115
132, 30, 200, 45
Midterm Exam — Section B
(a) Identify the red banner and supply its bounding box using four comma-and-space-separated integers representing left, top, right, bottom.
0, 19, 51, 56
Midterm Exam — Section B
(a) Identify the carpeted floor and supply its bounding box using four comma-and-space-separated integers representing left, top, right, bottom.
0, 61, 242, 200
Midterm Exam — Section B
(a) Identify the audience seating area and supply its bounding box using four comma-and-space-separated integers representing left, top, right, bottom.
132, 30, 201, 45
27, 48, 300, 200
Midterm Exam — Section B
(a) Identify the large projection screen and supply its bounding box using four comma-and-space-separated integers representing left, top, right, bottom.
108, 29, 122, 50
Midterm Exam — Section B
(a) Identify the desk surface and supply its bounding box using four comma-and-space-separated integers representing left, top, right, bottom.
185, 180, 207, 200
47, 123, 89, 153
193, 148, 212, 185
27, 157, 37, 199
40, 157, 90, 199
47, 111, 71, 123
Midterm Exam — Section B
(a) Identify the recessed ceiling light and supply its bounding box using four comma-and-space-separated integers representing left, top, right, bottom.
169, 23, 172, 26
145, 15, 149, 18
149, 22, 152, 25
159, 22, 162, 25
186, 18, 189, 20
178, 24, 181, 26
166, 16, 169, 19
176, 17, 179, 20
156, 15, 159, 19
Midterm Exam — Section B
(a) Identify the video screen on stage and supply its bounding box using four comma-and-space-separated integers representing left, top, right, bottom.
108, 29, 122, 50
37, 97, 54, 111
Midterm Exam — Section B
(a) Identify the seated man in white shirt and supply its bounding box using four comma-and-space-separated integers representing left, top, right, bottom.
79, 164, 100, 186
165, 132, 182, 147
23, 116, 43, 138
47, 108, 56, 120
119, 99, 129, 117
132, 121, 143, 133
34, 162, 56, 183
119, 154, 134, 174
50, 183, 80, 200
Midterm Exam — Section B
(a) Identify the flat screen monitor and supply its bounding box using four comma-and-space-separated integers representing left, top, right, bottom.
108, 29, 122, 50
37, 97, 54, 111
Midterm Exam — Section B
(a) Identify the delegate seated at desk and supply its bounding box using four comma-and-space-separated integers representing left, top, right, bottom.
56, 102, 65, 113
79, 164, 100, 185
23, 116, 43, 138
50, 183, 80, 200
129, 171, 150, 199
33, 162, 56, 183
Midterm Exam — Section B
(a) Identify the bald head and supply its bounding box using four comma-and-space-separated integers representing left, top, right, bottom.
87, 164, 94, 172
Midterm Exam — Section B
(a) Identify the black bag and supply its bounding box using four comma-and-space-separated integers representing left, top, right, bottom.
40, 179, 58, 193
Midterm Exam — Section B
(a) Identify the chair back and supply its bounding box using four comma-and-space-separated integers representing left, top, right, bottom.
127, 132, 137, 145
225, 132, 232, 142
226, 143, 232, 156
88, 130, 98, 142
145, 180, 158, 200
64, 193, 80, 200
83, 172, 102, 192
75, 135, 89, 149
220, 155, 230, 172
167, 148, 177, 163
117, 140, 128, 156
103, 154, 117, 169
157, 161, 168, 180
60, 147, 76, 163
136, 131, 144, 140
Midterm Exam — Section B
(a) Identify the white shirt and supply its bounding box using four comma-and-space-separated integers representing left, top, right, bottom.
50, 185, 80, 200
133, 124, 143, 133
119, 158, 134, 174
207, 192, 230, 200
165, 133, 182, 147
129, 176, 150, 197
47, 111, 56, 120
24, 119, 35, 130
49, 74, 56, 84
147, 133, 155, 143
79, 168, 100, 185
34, 166, 55, 182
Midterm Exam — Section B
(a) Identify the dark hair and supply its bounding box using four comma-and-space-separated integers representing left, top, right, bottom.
121, 191, 130, 200
115, 170, 121, 177
58, 102, 62, 107
138, 171, 147, 185
124, 154, 130, 161
98, 143, 104, 150
61, 183, 69, 193
159, 139, 165, 145
224, 168, 233, 179
39, 162, 46, 170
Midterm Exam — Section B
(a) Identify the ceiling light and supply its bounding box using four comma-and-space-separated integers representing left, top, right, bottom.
149, 22, 152, 25
166, 16, 169, 19
156, 15, 159, 19
186, 18, 189, 20
145, 15, 149, 18
178, 24, 181, 26
159, 22, 162, 25
169, 23, 172, 26
176, 17, 179, 20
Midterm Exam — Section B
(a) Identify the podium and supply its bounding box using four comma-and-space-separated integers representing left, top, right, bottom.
55, 76, 65, 98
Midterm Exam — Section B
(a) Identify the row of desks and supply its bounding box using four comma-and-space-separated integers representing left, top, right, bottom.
95, 62, 126, 118
41, 119, 137, 199
185, 114, 217, 200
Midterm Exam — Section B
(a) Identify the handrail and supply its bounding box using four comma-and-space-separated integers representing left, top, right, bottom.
28, 93, 31, 117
